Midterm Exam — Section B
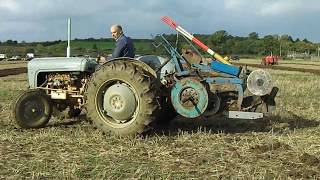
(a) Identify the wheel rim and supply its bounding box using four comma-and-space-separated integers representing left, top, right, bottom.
19, 96, 46, 124
171, 78, 208, 118
103, 83, 137, 120
95, 79, 139, 128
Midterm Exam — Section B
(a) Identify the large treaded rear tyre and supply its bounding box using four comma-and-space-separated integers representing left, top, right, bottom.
85, 61, 158, 136
11, 89, 52, 128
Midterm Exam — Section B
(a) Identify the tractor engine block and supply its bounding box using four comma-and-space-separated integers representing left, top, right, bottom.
47, 73, 80, 91
41, 73, 88, 107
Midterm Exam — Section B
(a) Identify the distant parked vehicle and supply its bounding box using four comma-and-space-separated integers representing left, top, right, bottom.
0, 54, 7, 61
26, 53, 34, 61
8, 56, 22, 61
230, 55, 240, 61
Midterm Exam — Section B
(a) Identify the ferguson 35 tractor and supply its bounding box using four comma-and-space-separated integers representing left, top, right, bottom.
11, 16, 278, 136
261, 55, 279, 65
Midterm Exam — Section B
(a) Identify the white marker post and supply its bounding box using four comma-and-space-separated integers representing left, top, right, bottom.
67, 18, 71, 58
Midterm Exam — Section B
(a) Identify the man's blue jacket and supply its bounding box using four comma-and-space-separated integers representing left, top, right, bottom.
112, 35, 135, 58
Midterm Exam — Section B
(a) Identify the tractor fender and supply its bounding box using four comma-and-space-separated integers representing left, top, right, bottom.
101, 58, 157, 79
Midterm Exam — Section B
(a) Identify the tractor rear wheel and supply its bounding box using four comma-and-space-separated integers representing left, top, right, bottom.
85, 61, 158, 136
11, 89, 52, 128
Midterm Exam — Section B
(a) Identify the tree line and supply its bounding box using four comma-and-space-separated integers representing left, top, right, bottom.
159, 31, 319, 58
1, 31, 319, 58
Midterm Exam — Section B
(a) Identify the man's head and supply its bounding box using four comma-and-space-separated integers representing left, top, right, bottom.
110, 24, 123, 40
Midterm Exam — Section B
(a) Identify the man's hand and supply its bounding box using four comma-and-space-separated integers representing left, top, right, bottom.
97, 55, 108, 64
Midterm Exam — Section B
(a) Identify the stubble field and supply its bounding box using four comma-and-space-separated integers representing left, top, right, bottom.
0, 60, 320, 179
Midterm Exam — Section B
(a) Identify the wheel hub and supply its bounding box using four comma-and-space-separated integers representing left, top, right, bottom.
180, 87, 199, 107
103, 83, 137, 121
22, 99, 45, 122
110, 95, 124, 110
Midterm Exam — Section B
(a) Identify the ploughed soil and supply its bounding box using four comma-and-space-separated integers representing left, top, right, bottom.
233, 62, 320, 75
0, 67, 27, 77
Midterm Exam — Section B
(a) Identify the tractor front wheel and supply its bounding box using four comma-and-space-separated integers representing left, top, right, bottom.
11, 89, 52, 128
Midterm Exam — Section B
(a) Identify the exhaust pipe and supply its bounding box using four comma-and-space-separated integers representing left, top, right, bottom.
67, 18, 71, 58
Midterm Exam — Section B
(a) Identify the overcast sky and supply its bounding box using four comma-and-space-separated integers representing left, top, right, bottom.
0, 0, 319, 43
